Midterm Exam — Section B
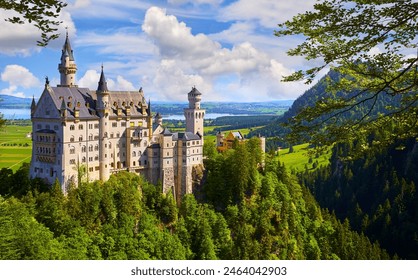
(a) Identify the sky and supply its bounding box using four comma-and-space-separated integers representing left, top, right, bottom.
0, 0, 321, 102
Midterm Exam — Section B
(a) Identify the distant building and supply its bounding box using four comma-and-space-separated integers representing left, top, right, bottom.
30, 33, 205, 201
216, 131, 265, 153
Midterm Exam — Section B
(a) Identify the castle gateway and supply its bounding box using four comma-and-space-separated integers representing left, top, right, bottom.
30, 34, 205, 200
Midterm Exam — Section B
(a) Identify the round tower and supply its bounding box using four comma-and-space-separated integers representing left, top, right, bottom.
96, 66, 110, 181
184, 86, 205, 137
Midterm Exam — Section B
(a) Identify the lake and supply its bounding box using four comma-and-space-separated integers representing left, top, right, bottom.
0, 108, 31, 120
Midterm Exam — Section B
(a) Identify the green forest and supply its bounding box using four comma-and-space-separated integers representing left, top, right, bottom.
0, 139, 389, 260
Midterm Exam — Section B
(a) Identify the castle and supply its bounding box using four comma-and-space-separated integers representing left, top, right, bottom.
30, 33, 205, 201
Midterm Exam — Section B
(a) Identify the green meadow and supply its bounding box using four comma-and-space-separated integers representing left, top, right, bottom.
277, 143, 331, 172
0, 125, 32, 171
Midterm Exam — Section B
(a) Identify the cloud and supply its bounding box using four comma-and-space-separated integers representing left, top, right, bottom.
141, 6, 310, 101
219, 0, 316, 28
1, 65, 41, 88
168, 0, 223, 6
78, 69, 136, 91
0, 65, 41, 98
0, 10, 76, 55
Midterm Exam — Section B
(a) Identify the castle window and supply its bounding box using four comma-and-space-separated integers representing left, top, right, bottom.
89, 167, 93, 172
95, 145, 99, 151
82, 157, 86, 163
94, 124, 99, 129
167, 152, 169, 156
94, 135, 99, 140
70, 125, 75, 131
130, 121, 134, 127
110, 133, 114, 138
144, 131, 147, 137
79, 136, 83, 141
89, 157, 93, 162
70, 136, 75, 142
89, 145, 93, 152
112, 122, 117, 127
117, 132, 120, 138
133, 161, 136, 166
121, 122, 126, 127
89, 134, 93, 140
89, 124, 93, 129
79, 124, 83, 130
109, 143, 112, 149
70, 147, 75, 154
95, 155, 99, 161
70, 159, 76, 165
133, 151, 136, 157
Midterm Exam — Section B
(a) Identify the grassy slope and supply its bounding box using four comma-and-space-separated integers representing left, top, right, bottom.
0, 125, 32, 171
277, 143, 331, 172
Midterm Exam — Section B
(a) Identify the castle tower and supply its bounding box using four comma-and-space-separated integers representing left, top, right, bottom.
30, 96, 36, 118
58, 31, 77, 87
96, 66, 110, 181
184, 87, 205, 137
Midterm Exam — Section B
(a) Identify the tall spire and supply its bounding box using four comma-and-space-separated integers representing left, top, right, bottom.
58, 29, 77, 87
97, 65, 109, 92
61, 29, 74, 61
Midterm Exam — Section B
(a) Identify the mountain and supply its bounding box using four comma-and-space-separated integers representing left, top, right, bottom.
248, 70, 401, 149
0, 94, 32, 109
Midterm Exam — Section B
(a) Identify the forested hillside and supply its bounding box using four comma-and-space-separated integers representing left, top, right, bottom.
249, 70, 402, 150
298, 132, 418, 259
0, 142, 389, 260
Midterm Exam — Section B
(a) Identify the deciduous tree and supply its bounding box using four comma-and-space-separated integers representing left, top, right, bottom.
276, 0, 418, 152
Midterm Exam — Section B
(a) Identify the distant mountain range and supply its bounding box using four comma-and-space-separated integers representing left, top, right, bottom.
0, 94, 294, 116
0, 94, 32, 108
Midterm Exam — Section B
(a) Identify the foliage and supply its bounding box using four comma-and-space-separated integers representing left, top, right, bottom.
276, 0, 418, 152
1, 0, 67, 46
0, 144, 391, 260
299, 134, 418, 258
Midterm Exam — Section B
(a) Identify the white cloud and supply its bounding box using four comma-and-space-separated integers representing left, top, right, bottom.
141, 6, 310, 101
78, 69, 136, 91
1, 65, 41, 88
0, 10, 76, 55
152, 59, 213, 101
168, 0, 223, 6
0, 65, 41, 98
219, 0, 316, 28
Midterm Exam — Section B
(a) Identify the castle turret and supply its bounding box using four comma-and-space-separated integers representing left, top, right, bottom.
184, 87, 205, 137
58, 31, 77, 87
155, 112, 163, 126
96, 66, 110, 181
30, 96, 36, 118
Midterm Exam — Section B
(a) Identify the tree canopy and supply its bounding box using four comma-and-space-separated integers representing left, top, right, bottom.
276, 0, 418, 152
1, 0, 67, 46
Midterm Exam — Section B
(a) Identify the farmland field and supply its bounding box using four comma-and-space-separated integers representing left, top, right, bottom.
0, 125, 32, 171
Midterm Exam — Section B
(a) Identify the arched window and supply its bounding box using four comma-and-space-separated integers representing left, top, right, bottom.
70, 125, 75, 131
82, 146, 86, 153
79, 135, 83, 141
132, 151, 136, 157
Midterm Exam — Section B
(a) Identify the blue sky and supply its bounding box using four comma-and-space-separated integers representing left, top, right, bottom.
0, 0, 320, 102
